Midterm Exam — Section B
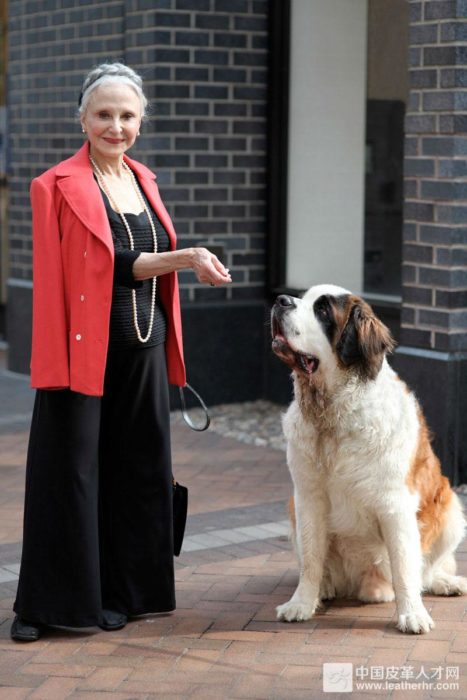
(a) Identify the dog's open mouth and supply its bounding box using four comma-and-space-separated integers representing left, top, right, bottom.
295, 353, 319, 374
271, 317, 320, 375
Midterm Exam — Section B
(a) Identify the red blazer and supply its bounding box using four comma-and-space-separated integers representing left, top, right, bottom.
30, 141, 186, 396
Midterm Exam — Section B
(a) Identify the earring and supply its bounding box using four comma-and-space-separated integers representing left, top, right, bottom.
82, 128, 86, 133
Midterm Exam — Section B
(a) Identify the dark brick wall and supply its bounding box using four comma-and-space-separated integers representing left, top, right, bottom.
397, 0, 467, 483
7, 0, 269, 303
402, 0, 467, 352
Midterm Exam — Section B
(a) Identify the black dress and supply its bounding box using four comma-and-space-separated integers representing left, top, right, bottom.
13, 177, 176, 626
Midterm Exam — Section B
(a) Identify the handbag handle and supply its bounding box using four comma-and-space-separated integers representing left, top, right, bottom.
178, 382, 211, 432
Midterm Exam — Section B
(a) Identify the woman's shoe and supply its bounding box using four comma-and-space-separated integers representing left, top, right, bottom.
10, 616, 43, 642
99, 609, 128, 631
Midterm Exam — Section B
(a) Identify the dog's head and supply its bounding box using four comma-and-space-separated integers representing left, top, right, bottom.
271, 284, 395, 383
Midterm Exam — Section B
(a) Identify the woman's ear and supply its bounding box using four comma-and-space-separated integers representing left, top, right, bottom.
336, 298, 395, 380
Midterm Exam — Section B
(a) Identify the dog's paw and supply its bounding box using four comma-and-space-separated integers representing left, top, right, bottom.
276, 599, 317, 622
429, 574, 467, 597
319, 579, 337, 601
397, 606, 434, 634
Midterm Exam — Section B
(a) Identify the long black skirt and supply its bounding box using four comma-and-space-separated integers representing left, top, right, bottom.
13, 343, 175, 627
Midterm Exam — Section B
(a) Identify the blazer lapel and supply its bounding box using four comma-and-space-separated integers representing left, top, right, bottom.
55, 142, 114, 254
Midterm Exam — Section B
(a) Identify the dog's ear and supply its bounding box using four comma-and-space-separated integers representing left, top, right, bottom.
336, 298, 395, 380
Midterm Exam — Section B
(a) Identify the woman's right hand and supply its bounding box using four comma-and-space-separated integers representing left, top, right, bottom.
190, 247, 232, 286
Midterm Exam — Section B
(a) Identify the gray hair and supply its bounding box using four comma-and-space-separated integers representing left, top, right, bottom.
78, 62, 148, 118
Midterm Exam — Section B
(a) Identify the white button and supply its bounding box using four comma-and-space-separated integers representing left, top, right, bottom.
80, 294, 85, 302
83, 250, 87, 258
76, 334, 82, 341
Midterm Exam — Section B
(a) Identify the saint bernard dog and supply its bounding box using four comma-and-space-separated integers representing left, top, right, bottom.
271, 284, 466, 634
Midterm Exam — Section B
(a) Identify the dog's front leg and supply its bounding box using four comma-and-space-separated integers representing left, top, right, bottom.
379, 509, 434, 634
276, 488, 327, 622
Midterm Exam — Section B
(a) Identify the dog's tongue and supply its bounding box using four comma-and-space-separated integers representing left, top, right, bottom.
298, 354, 318, 374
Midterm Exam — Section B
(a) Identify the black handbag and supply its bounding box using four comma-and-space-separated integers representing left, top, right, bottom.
172, 383, 210, 556
172, 478, 188, 557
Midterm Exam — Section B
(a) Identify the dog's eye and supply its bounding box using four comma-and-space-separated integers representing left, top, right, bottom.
318, 306, 329, 319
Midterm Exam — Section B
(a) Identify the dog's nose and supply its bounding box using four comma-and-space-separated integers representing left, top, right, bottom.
276, 294, 296, 308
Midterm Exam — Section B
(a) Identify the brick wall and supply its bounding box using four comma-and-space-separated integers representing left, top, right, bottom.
402, 0, 467, 352
7, 0, 269, 303
396, 0, 467, 483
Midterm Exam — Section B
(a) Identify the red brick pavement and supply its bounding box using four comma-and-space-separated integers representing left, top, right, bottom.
0, 413, 466, 699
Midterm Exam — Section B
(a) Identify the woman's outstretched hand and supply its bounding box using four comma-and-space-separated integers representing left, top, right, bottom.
191, 247, 232, 286
132, 246, 233, 284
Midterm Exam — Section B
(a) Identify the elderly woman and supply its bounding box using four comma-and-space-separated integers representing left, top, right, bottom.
11, 63, 231, 642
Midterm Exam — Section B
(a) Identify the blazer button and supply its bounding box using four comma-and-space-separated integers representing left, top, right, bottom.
80, 294, 85, 302
83, 250, 87, 258
76, 334, 82, 341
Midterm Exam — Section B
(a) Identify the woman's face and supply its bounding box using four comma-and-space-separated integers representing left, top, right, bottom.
80, 83, 142, 164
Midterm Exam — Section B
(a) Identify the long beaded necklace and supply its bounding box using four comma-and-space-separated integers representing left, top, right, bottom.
90, 155, 157, 344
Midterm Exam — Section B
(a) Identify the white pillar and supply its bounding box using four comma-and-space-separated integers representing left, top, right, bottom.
286, 0, 368, 294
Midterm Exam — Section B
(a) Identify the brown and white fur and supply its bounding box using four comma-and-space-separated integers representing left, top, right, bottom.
271, 284, 466, 634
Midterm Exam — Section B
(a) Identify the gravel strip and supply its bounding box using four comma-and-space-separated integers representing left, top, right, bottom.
171, 399, 287, 451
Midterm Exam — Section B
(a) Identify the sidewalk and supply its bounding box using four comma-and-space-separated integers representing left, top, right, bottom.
0, 360, 466, 699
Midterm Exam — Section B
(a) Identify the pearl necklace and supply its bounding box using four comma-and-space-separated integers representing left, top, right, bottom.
90, 155, 158, 344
